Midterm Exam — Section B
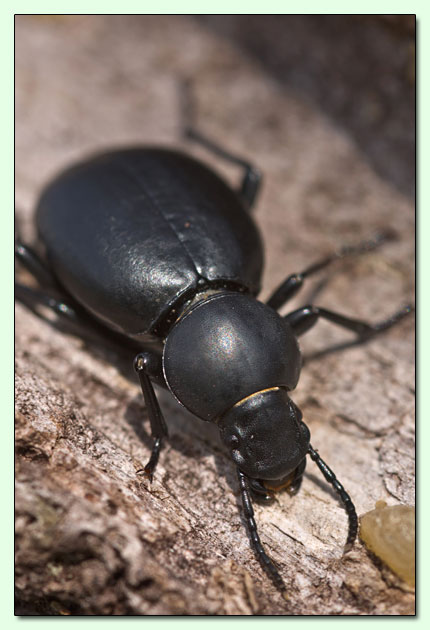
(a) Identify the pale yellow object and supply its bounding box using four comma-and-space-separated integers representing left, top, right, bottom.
359, 502, 415, 587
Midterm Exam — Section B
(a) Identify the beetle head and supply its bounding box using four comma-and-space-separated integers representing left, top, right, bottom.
218, 387, 310, 482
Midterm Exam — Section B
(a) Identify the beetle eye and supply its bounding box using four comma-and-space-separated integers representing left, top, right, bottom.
228, 435, 240, 449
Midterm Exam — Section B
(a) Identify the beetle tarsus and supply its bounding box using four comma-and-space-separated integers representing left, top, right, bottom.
143, 437, 163, 482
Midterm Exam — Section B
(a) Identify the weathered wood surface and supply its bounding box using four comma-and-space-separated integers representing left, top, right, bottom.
15, 15, 415, 615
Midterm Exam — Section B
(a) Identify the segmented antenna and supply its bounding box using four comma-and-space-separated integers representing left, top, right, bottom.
237, 468, 287, 594
308, 444, 358, 551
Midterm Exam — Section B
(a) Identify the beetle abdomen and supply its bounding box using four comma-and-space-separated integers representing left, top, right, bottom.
36, 149, 264, 335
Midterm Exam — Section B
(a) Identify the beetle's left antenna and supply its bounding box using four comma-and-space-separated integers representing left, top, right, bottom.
237, 468, 287, 595
307, 445, 358, 551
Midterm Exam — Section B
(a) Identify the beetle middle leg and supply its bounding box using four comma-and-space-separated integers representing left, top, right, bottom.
15, 281, 82, 325
15, 237, 110, 338
266, 231, 397, 311
15, 239, 59, 289
134, 352, 168, 481
15, 239, 82, 325
284, 303, 413, 340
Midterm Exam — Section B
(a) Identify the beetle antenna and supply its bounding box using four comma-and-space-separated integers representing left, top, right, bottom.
308, 445, 358, 552
237, 468, 287, 595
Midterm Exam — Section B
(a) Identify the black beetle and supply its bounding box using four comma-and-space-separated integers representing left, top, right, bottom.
15, 128, 412, 593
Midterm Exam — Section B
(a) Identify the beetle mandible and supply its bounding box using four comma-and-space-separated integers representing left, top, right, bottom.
15, 128, 412, 593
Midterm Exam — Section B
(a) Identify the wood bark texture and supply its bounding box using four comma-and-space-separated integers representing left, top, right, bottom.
15, 15, 415, 615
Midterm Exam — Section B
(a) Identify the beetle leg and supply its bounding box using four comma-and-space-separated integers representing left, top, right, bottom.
237, 468, 287, 594
308, 445, 358, 552
15, 239, 59, 289
286, 458, 307, 496
284, 303, 413, 339
15, 281, 81, 324
15, 238, 82, 323
134, 352, 168, 482
267, 231, 396, 310
249, 478, 275, 503
184, 127, 262, 210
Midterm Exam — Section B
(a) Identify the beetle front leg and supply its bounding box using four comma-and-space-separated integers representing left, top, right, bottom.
134, 352, 168, 481
248, 479, 275, 503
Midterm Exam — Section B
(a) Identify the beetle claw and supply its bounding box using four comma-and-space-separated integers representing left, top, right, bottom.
143, 465, 154, 482
136, 465, 154, 483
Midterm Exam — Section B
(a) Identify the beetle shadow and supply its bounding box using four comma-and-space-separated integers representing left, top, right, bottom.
123, 387, 224, 464
303, 337, 376, 364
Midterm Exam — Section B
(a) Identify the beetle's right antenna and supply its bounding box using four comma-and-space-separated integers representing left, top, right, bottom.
237, 468, 287, 595
308, 445, 358, 552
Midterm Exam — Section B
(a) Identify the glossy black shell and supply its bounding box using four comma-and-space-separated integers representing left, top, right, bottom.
163, 292, 301, 420
36, 148, 264, 336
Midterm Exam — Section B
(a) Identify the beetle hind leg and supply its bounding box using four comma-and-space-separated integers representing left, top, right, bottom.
180, 79, 261, 210
184, 127, 262, 210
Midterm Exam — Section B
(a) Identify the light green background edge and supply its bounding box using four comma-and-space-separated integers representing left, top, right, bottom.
3, 1, 423, 626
